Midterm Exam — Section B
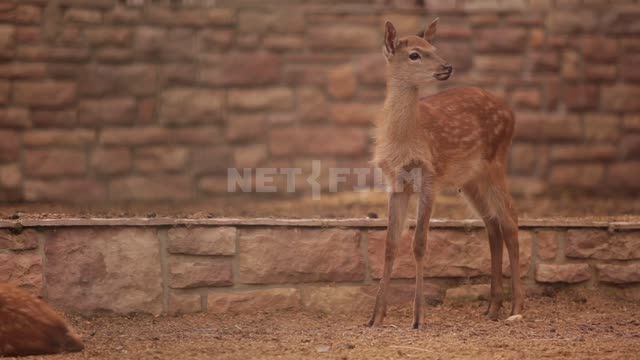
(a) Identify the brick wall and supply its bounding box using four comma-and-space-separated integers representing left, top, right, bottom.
0, 0, 639, 202
1, 218, 639, 314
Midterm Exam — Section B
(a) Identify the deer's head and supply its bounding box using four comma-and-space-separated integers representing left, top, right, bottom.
383, 18, 453, 86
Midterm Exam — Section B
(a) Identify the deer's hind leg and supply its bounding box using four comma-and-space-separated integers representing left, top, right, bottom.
462, 166, 523, 319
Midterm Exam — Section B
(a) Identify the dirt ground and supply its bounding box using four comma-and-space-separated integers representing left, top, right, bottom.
12, 290, 640, 360
2, 192, 640, 220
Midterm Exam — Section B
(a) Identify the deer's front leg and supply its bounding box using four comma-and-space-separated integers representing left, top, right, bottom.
368, 188, 410, 327
412, 176, 434, 329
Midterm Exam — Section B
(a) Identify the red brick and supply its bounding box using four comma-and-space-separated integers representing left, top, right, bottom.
64, 8, 102, 23
564, 85, 598, 111
79, 65, 157, 97
24, 179, 106, 202
169, 258, 232, 289
602, 6, 640, 35
15, 5, 42, 24
0, 229, 39, 251
238, 228, 364, 284
0, 63, 47, 78
0, 252, 42, 293
531, 52, 560, 72
621, 55, 640, 81
621, 135, 640, 160
606, 162, 640, 190
225, 114, 264, 142
200, 29, 234, 51
309, 25, 377, 49
596, 263, 640, 284
328, 65, 357, 99
601, 85, 640, 112
104, 6, 141, 24
549, 164, 604, 189
270, 127, 368, 156
32, 110, 76, 127
475, 28, 527, 52
548, 11, 597, 33
137, 98, 154, 125
91, 148, 131, 175
168, 292, 201, 315
511, 88, 541, 109
23, 129, 95, 147
515, 113, 582, 141
207, 8, 235, 26
200, 52, 281, 86
298, 87, 328, 122
356, 56, 385, 85
24, 149, 86, 177
474, 55, 522, 73
264, 34, 304, 50
84, 27, 132, 46
45, 228, 162, 314
509, 143, 537, 173
191, 146, 233, 175
330, 103, 379, 124
207, 288, 300, 314
134, 147, 188, 173
536, 231, 560, 261
167, 227, 236, 256
535, 264, 591, 283
584, 64, 617, 81
283, 65, 327, 86
582, 36, 618, 62
550, 144, 617, 161
234, 144, 267, 168
228, 87, 294, 111
95, 46, 135, 63
160, 63, 197, 86
159, 88, 224, 125
109, 175, 192, 201
238, 10, 303, 33
584, 114, 619, 142
78, 98, 136, 127
0, 164, 21, 190
14, 81, 76, 107
0, 108, 30, 128
566, 229, 640, 260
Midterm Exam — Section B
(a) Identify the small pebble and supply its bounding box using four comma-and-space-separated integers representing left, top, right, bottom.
506, 314, 523, 322
367, 212, 378, 219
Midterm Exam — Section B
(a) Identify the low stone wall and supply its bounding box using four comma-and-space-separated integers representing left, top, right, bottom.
1, 218, 639, 315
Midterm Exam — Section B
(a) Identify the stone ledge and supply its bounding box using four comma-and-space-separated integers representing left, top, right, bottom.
0, 217, 635, 230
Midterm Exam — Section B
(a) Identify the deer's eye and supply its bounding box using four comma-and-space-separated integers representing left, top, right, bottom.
409, 52, 421, 61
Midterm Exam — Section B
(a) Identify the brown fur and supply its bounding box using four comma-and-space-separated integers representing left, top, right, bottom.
369, 19, 523, 329
0, 283, 84, 357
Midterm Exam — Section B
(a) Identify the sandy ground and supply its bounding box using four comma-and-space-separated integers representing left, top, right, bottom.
11, 290, 640, 360
2, 192, 640, 220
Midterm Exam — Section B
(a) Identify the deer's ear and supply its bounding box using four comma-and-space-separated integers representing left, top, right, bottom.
422, 17, 439, 41
384, 21, 398, 56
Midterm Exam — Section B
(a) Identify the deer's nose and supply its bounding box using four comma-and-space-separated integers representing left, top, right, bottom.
441, 63, 453, 73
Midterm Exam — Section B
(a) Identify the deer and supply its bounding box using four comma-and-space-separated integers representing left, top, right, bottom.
368, 19, 523, 329
0, 283, 84, 356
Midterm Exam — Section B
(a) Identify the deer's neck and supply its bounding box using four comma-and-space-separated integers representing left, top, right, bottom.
380, 80, 420, 141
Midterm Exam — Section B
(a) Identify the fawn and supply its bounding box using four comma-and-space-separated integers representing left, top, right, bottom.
368, 19, 522, 329
0, 283, 84, 356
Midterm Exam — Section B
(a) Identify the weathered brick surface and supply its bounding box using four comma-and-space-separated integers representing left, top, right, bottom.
0, 252, 42, 293
367, 229, 532, 278
0, 229, 40, 251
0, 2, 637, 202
45, 228, 163, 314
168, 292, 202, 315
565, 230, 640, 260
536, 231, 560, 261
208, 288, 300, 314
169, 258, 233, 289
167, 227, 236, 256
596, 263, 640, 284
238, 228, 364, 284
24, 149, 86, 176
535, 264, 591, 283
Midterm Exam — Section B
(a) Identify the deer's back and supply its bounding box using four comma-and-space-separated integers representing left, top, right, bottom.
0, 283, 84, 356
419, 86, 514, 162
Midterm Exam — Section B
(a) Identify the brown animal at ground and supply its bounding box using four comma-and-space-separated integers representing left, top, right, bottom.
369, 18, 523, 329
0, 283, 84, 357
